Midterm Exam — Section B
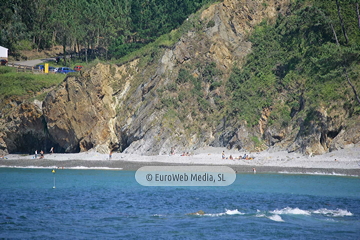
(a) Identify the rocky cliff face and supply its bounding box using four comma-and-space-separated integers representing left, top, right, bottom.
1, 0, 359, 156
43, 64, 118, 153
0, 101, 47, 154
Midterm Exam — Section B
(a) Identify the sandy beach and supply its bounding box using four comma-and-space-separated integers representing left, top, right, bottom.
1, 145, 360, 176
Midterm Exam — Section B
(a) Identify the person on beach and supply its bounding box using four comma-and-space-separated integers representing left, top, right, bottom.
109, 150, 112, 160
253, 168, 256, 174
35, 150, 38, 159
222, 151, 225, 159
40, 150, 44, 159
50, 147, 54, 154
229, 155, 233, 160
170, 147, 175, 155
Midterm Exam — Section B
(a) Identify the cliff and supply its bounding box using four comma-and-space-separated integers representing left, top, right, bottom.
1, 0, 359, 156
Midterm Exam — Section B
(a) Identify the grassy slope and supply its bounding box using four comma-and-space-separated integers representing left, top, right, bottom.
0, 67, 66, 109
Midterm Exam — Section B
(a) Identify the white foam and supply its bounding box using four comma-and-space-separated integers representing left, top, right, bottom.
312, 208, 353, 217
271, 207, 311, 215
0, 165, 122, 170
225, 209, 244, 215
278, 171, 358, 177
204, 213, 226, 217
268, 214, 284, 222
0, 165, 58, 169
255, 209, 265, 218
66, 166, 123, 170
255, 210, 284, 222
204, 209, 244, 217
270, 207, 353, 217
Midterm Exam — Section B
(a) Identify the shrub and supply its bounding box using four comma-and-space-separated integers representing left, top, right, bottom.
166, 82, 177, 92
177, 68, 191, 84
207, 20, 215, 28
14, 40, 34, 51
210, 81, 222, 91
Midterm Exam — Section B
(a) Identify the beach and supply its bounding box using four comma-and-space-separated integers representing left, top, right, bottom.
1, 145, 360, 176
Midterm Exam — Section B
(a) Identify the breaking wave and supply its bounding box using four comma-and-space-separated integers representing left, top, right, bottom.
271, 207, 353, 217
203, 209, 245, 217
0, 165, 122, 170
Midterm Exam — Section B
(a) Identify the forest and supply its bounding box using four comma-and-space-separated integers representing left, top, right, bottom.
226, 0, 360, 126
0, 0, 215, 60
1, 0, 360, 121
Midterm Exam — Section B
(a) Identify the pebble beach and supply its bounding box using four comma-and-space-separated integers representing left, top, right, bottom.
1, 145, 360, 176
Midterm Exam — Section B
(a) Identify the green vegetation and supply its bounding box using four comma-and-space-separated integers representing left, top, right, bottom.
227, 1, 360, 126
0, 67, 65, 101
1, 0, 217, 61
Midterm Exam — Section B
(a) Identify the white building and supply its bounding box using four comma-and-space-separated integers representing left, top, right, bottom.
0, 46, 8, 59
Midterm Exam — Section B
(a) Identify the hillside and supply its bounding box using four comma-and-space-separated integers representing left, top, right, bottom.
0, 0, 359, 156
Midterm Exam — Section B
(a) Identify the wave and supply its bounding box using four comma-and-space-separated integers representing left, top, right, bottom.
198, 207, 352, 219
278, 171, 359, 177
271, 207, 311, 215
268, 214, 284, 222
0, 165, 58, 169
0, 165, 122, 170
256, 210, 285, 222
65, 166, 123, 170
271, 207, 353, 217
203, 209, 244, 217
312, 208, 353, 217
255, 207, 353, 223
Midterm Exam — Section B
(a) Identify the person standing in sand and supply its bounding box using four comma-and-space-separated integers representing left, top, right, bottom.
109, 150, 113, 160
50, 147, 54, 154
253, 168, 256, 174
222, 151, 226, 159
35, 150, 38, 159
170, 147, 176, 155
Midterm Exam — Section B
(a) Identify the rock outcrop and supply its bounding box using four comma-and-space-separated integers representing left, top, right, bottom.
43, 64, 118, 153
0, 101, 53, 154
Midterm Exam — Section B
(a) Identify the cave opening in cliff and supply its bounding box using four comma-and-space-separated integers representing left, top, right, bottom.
327, 129, 341, 139
5, 132, 65, 154
320, 132, 327, 149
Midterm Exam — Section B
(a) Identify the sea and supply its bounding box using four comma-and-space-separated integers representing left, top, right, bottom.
0, 168, 359, 239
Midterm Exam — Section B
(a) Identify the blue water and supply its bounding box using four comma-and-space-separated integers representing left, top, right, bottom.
0, 168, 359, 239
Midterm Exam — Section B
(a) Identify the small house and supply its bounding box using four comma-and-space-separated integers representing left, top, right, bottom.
0, 46, 8, 60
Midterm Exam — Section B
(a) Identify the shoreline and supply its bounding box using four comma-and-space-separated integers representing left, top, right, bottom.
0, 159, 359, 177
0, 160, 360, 177
1, 145, 359, 176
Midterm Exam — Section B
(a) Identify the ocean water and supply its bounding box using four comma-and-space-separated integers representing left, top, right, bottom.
0, 168, 359, 239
